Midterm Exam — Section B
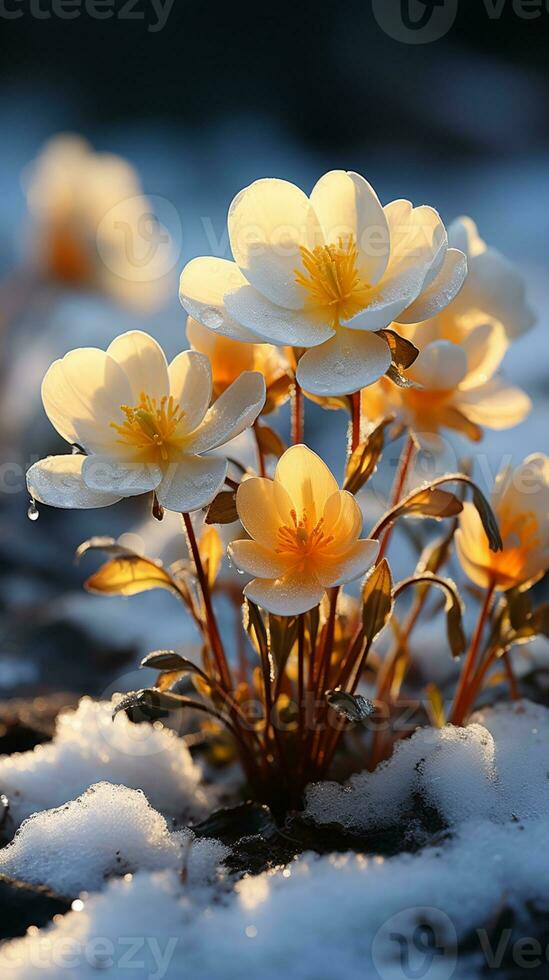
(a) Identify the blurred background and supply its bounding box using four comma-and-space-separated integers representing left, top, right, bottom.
0, 0, 547, 736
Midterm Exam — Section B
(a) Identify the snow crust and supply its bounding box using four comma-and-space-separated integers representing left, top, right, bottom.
305, 699, 549, 831
0, 697, 208, 827
0, 782, 228, 897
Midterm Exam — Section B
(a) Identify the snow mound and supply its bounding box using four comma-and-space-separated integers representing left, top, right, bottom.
5, 815, 549, 980
0, 697, 208, 827
305, 699, 549, 833
0, 783, 229, 897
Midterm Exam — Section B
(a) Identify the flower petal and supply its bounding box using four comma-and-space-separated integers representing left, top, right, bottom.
317, 539, 379, 588
244, 570, 325, 616
107, 331, 169, 403
224, 284, 334, 347
236, 477, 295, 549
187, 372, 266, 453
179, 257, 259, 340
274, 446, 338, 524
451, 245, 536, 340
296, 328, 391, 396
155, 455, 228, 513
455, 503, 493, 589
27, 455, 121, 509
396, 248, 467, 324
322, 491, 363, 553
168, 349, 212, 432
407, 340, 468, 391
82, 455, 162, 496
457, 377, 531, 429
41, 348, 133, 454
228, 540, 287, 579
228, 177, 323, 309
309, 170, 390, 285
459, 321, 508, 389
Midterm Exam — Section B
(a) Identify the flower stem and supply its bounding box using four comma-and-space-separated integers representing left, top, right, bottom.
253, 421, 267, 477
451, 581, 496, 726
350, 391, 361, 454
376, 434, 415, 565
291, 379, 304, 445
182, 512, 232, 691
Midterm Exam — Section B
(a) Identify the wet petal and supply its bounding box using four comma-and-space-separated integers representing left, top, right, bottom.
244, 570, 325, 616
179, 257, 259, 340
236, 477, 294, 549
155, 455, 228, 513
297, 328, 391, 396
27, 455, 121, 509
228, 540, 287, 579
397, 248, 467, 324
187, 371, 265, 453
82, 455, 162, 496
224, 284, 334, 347
107, 331, 169, 403
317, 539, 379, 588
168, 349, 212, 432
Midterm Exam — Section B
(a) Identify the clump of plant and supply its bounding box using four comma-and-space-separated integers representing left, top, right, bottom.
28, 169, 547, 814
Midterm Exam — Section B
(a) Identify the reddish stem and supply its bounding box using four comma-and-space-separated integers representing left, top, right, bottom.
451, 581, 496, 726
376, 435, 415, 565
291, 380, 304, 445
253, 420, 267, 477
350, 391, 361, 454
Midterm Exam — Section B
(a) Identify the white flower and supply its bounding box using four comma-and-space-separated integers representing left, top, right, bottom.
23, 135, 174, 311
446, 216, 536, 340
179, 170, 467, 397
27, 331, 265, 513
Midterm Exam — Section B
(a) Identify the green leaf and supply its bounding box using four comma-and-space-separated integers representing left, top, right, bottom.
362, 558, 394, 645
205, 490, 239, 525
344, 417, 394, 495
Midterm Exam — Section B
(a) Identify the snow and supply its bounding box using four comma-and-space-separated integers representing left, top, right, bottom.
0, 782, 228, 898
2, 701, 549, 978
305, 700, 549, 833
0, 697, 209, 828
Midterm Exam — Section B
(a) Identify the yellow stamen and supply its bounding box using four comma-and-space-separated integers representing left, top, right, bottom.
110, 392, 186, 463
276, 508, 334, 570
294, 236, 371, 327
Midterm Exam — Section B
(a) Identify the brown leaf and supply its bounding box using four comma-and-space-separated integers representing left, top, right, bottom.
394, 572, 466, 658
344, 417, 394, 495
326, 690, 376, 723
362, 558, 394, 645
85, 556, 175, 597
385, 364, 416, 388
426, 474, 503, 552
254, 423, 286, 460
263, 374, 293, 414
205, 490, 239, 525
378, 329, 419, 370
75, 536, 137, 562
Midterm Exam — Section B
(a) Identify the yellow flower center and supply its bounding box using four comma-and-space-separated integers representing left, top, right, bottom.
490, 505, 540, 587
294, 236, 371, 327
276, 509, 334, 570
110, 393, 186, 464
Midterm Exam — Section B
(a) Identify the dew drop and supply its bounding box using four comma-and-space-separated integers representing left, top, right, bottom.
27, 499, 39, 521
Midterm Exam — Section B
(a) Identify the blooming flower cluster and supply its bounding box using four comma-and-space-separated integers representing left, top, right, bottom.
27, 161, 546, 809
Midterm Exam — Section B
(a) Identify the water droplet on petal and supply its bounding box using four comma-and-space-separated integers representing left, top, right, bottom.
27, 499, 39, 521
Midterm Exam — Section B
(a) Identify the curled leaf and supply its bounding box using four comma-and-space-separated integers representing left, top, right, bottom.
205, 490, 239, 525
378, 329, 419, 370
85, 556, 175, 597
362, 558, 394, 645
344, 417, 395, 496
254, 423, 286, 460
75, 536, 137, 563
423, 474, 502, 552
140, 650, 204, 675
394, 573, 466, 658
326, 691, 376, 723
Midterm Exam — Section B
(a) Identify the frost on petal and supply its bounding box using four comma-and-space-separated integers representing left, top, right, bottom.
179, 256, 258, 340
396, 247, 467, 324
244, 569, 325, 615
224, 284, 334, 347
82, 455, 162, 496
297, 329, 391, 396
27, 455, 121, 509
155, 455, 227, 512
228, 540, 287, 579
187, 372, 266, 453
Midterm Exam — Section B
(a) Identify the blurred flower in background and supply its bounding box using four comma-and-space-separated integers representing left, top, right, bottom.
22, 134, 176, 311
